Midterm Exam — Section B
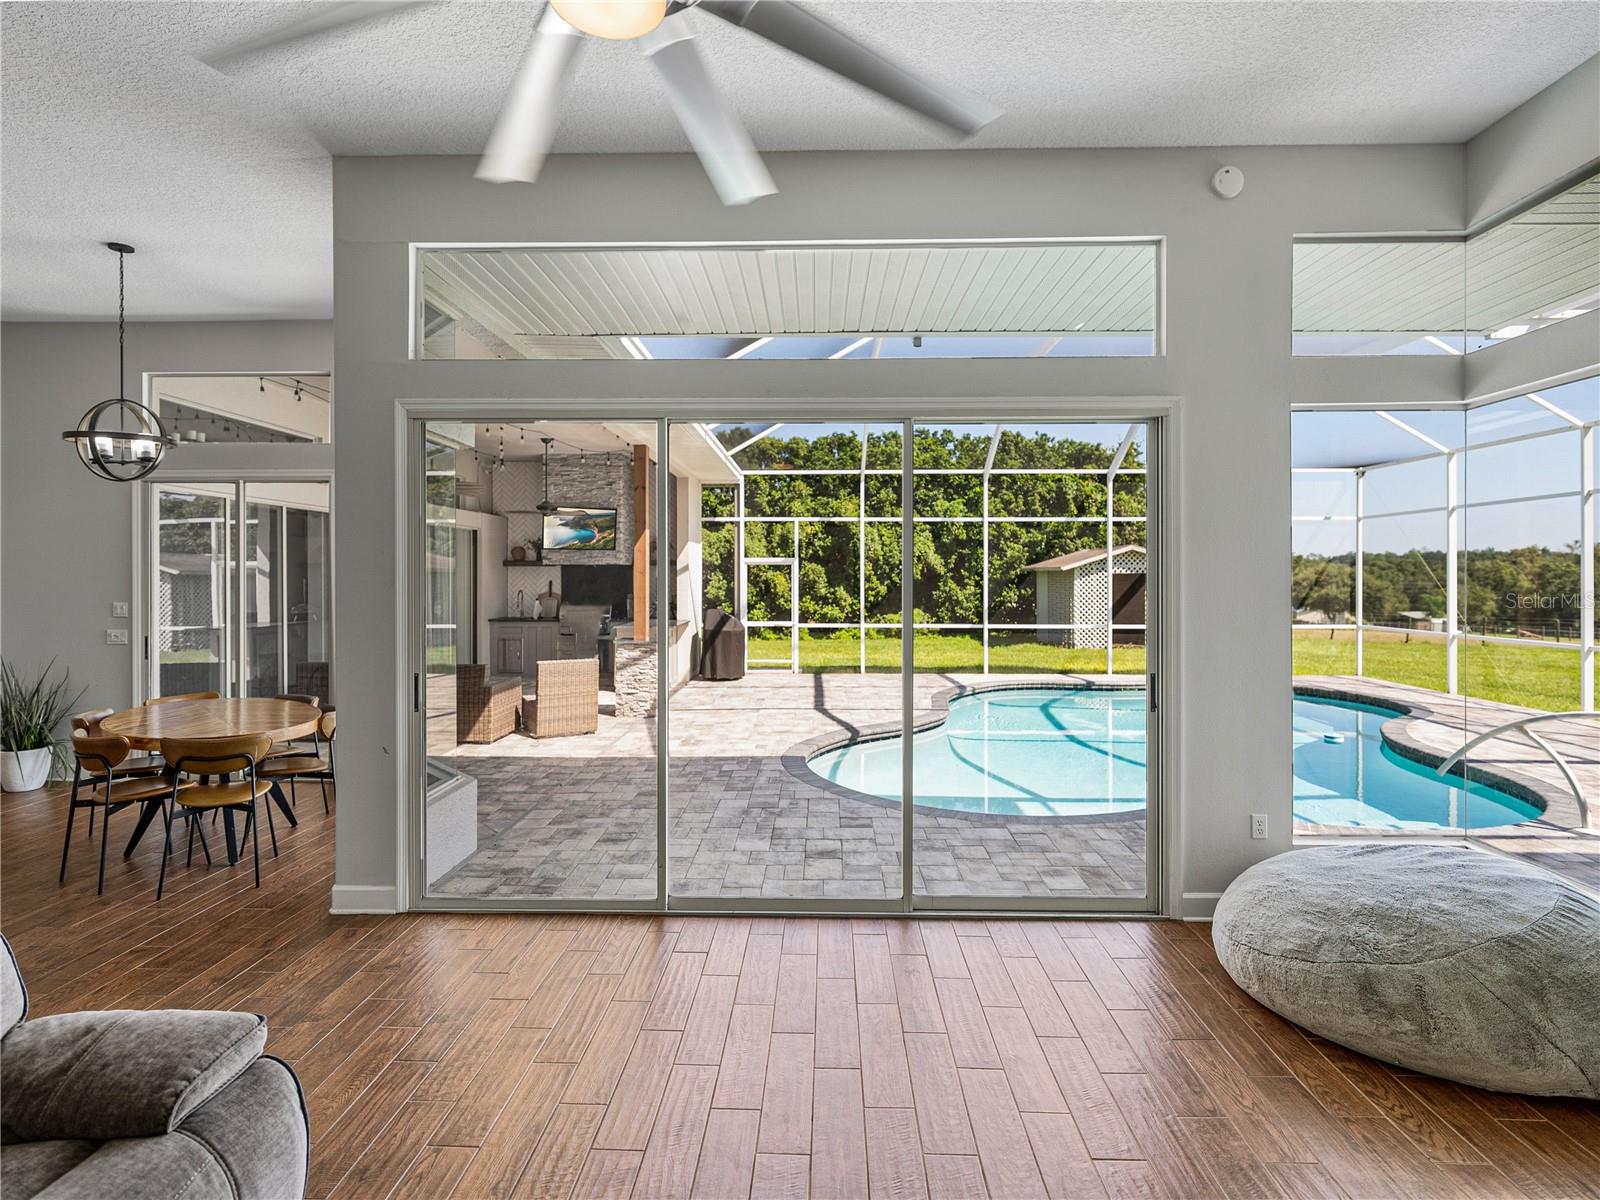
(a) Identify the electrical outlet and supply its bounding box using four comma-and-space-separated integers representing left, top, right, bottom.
1250, 813, 1268, 840
106, 628, 129, 645
111, 600, 130, 618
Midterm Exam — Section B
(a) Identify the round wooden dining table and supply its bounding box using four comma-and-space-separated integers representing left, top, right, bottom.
100, 697, 320, 751
99, 698, 320, 864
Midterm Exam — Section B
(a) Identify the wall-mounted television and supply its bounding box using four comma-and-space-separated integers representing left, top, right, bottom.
543, 507, 618, 551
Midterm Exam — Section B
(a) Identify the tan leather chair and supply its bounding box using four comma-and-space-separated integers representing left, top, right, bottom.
258, 710, 336, 814
71, 709, 163, 776
158, 735, 274, 900
265, 694, 321, 759
63, 734, 191, 896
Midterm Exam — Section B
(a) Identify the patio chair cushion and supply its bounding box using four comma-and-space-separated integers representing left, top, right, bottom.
1212, 843, 1600, 1098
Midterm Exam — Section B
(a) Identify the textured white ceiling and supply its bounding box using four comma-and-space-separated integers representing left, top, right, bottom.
3, 1, 1597, 320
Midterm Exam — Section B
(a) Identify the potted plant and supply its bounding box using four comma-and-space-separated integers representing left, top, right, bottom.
1, 658, 86, 792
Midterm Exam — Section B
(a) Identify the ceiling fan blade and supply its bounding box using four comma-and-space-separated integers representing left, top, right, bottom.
202, 1, 428, 66
696, 0, 1000, 136
476, 6, 586, 184
639, 14, 776, 206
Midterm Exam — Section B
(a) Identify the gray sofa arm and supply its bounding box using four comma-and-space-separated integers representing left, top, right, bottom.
1, 1009, 266, 1142
177, 1056, 310, 1200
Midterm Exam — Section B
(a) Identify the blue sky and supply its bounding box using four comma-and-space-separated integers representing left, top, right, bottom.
1293, 376, 1596, 555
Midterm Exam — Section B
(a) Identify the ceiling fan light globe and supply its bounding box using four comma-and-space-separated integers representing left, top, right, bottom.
549, 0, 667, 40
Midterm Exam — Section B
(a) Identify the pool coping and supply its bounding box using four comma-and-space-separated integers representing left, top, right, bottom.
782, 678, 1148, 826
1290, 681, 1555, 830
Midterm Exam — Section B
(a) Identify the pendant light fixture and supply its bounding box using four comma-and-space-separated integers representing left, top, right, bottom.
536, 437, 557, 513
61, 243, 178, 481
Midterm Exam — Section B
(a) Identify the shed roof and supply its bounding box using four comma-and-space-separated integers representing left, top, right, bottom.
1023, 545, 1145, 572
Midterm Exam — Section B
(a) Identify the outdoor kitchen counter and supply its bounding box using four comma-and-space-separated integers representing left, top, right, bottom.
608, 622, 689, 717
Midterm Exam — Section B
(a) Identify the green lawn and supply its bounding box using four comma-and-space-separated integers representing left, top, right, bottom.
159, 649, 216, 664
747, 631, 1146, 675
1292, 628, 1586, 713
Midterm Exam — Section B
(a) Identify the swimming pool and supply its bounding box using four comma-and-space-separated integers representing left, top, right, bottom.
805, 685, 1542, 829
807, 687, 1148, 818
1292, 695, 1540, 831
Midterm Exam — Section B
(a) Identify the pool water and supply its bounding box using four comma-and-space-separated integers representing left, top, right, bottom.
806, 686, 1541, 830
1292, 696, 1540, 831
807, 687, 1148, 818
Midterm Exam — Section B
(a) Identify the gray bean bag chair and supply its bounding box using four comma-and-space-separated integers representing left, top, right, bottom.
0, 934, 309, 1199
1213, 844, 1599, 1098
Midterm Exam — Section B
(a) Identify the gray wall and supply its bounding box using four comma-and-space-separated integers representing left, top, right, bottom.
331, 144, 1465, 916
1465, 53, 1598, 226
1, 320, 332, 711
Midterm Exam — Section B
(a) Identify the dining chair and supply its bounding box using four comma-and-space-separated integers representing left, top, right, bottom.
63, 734, 192, 896
68, 716, 165, 842
146, 691, 221, 706
266, 694, 321, 759
156, 735, 274, 900
258, 710, 336, 814
72, 709, 164, 764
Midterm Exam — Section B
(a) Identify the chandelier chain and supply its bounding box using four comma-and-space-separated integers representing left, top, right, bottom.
117, 247, 126, 398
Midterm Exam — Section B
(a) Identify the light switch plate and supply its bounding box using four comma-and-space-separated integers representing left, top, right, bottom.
111, 600, 130, 618
106, 628, 129, 645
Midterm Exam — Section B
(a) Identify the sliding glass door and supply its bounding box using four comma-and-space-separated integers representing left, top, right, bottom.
416, 420, 660, 903
146, 479, 333, 703
153, 483, 236, 697
412, 413, 1160, 913
908, 421, 1157, 908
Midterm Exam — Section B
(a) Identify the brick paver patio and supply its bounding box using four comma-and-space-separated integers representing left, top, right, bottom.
430, 672, 1148, 901
427, 670, 1596, 902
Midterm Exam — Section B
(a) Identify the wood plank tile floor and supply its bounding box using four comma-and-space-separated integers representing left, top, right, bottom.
4, 784, 1597, 1199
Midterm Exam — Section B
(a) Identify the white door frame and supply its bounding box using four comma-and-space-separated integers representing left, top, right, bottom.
398, 396, 1182, 918
132, 458, 334, 704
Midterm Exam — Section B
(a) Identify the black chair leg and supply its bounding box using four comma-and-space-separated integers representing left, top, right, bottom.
155, 801, 174, 901
319, 774, 330, 815
96, 802, 113, 896
59, 781, 79, 884
289, 778, 297, 808
263, 791, 278, 857
186, 815, 197, 868
249, 803, 261, 888
195, 820, 211, 865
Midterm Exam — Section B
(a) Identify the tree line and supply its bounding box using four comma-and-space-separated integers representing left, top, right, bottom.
703, 426, 1146, 630
1293, 545, 1589, 638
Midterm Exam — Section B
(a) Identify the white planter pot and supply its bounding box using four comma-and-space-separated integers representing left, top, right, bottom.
1, 747, 52, 792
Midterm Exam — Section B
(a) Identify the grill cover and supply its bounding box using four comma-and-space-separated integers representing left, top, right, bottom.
699, 608, 746, 681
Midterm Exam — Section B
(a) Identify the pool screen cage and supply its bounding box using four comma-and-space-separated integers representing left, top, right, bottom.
698, 420, 1149, 675
1291, 377, 1598, 713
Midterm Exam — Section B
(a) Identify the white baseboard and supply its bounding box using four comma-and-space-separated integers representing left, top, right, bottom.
1179, 892, 1221, 921
330, 884, 399, 914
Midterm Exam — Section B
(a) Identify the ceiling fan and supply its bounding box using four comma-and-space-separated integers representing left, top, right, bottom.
205, 0, 1001, 206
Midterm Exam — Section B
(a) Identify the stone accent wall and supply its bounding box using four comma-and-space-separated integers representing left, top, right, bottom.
493, 450, 639, 600
614, 640, 657, 718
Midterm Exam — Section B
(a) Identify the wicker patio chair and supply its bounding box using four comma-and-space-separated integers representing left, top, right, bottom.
457, 664, 520, 744
524, 658, 599, 739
